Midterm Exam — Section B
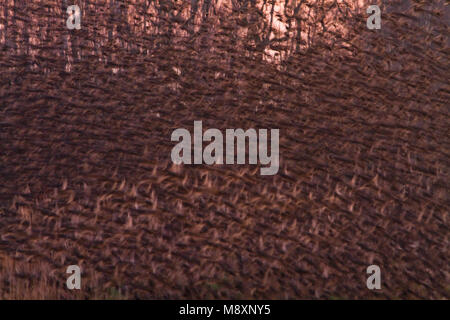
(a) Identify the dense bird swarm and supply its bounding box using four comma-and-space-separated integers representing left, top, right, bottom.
0, 0, 448, 299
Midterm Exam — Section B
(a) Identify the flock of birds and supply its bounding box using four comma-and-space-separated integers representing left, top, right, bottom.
0, 0, 448, 299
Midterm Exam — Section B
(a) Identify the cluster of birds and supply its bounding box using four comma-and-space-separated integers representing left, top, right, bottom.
0, 0, 448, 299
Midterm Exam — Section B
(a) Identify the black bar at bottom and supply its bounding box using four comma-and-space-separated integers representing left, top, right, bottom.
0, 300, 439, 319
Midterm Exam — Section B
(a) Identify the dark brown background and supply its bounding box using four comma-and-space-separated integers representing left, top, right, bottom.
0, 0, 448, 299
